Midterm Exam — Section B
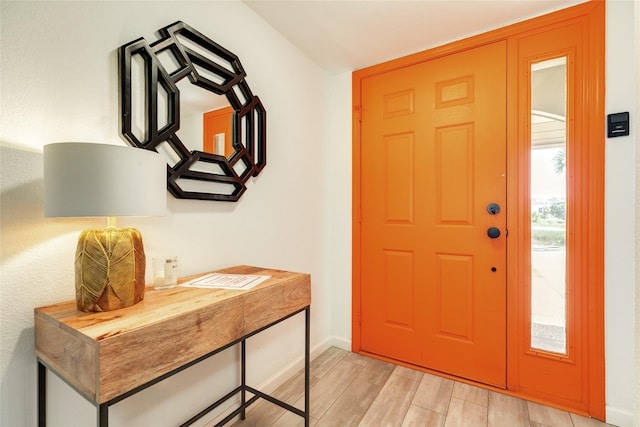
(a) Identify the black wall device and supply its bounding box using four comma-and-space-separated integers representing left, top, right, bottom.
607, 112, 630, 138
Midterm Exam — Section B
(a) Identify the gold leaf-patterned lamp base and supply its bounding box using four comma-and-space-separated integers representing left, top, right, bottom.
75, 227, 146, 312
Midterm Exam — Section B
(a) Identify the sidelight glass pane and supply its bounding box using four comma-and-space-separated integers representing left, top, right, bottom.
530, 57, 567, 354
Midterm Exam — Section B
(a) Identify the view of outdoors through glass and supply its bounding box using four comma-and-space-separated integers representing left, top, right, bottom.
530, 57, 567, 354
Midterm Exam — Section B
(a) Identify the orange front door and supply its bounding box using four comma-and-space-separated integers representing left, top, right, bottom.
203, 106, 233, 156
359, 41, 507, 387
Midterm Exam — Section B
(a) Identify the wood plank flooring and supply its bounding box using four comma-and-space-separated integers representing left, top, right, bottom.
230, 347, 613, 427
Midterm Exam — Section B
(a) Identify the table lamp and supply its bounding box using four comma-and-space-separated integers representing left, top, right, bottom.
43, 142, 166, 312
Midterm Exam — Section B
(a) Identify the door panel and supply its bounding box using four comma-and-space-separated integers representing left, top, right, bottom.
510, 20, 596, 412
360, 41, 507, 387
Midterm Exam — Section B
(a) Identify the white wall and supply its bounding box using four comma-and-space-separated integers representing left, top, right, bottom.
604, 1, 637, 426
634, 0, 640, 424
0, 1, 332, 426
323, 71, 353, 347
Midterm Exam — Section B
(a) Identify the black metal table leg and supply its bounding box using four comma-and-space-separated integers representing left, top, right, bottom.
38, 361, 46, 427
241, 340, 246, 420
305, 306, 310, 427
98, 403, 108, 427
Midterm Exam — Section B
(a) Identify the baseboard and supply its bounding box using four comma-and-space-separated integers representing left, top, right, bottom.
327, 336, 351, 351
247, 337, 352, 399
203, 336, 343, 426
253, 336, 335, 395
606, 406, 634, 427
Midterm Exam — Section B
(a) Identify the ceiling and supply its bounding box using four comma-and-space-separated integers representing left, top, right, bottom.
243, 0, 587, 75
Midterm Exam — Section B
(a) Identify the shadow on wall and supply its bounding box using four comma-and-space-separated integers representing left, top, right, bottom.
0, 143, 98, 426
0, 144, 102, 264
1, 328, 37, 426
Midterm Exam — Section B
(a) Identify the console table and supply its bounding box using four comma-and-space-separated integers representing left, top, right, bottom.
35, 265, 311, 427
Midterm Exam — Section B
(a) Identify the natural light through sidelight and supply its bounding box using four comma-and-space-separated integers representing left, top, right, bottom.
530, 57, 567, 354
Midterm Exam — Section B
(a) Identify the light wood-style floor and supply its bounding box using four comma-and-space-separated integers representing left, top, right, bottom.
232, 346, 613, 427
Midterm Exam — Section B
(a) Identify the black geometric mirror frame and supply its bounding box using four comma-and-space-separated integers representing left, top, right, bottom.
119, 21, 266, 201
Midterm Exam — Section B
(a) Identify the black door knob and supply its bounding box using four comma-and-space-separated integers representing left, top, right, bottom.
487, 227, 501, 239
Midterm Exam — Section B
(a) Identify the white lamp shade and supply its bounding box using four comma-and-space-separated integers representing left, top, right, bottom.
44, 142, 167, 217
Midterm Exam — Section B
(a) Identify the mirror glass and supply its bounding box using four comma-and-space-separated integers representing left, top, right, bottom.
175, 79, 230, 154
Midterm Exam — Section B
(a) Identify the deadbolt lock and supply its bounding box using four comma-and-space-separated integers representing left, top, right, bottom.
487, 203, 501, 215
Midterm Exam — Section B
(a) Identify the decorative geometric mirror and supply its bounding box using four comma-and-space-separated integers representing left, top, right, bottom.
119, 21, 266, 201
